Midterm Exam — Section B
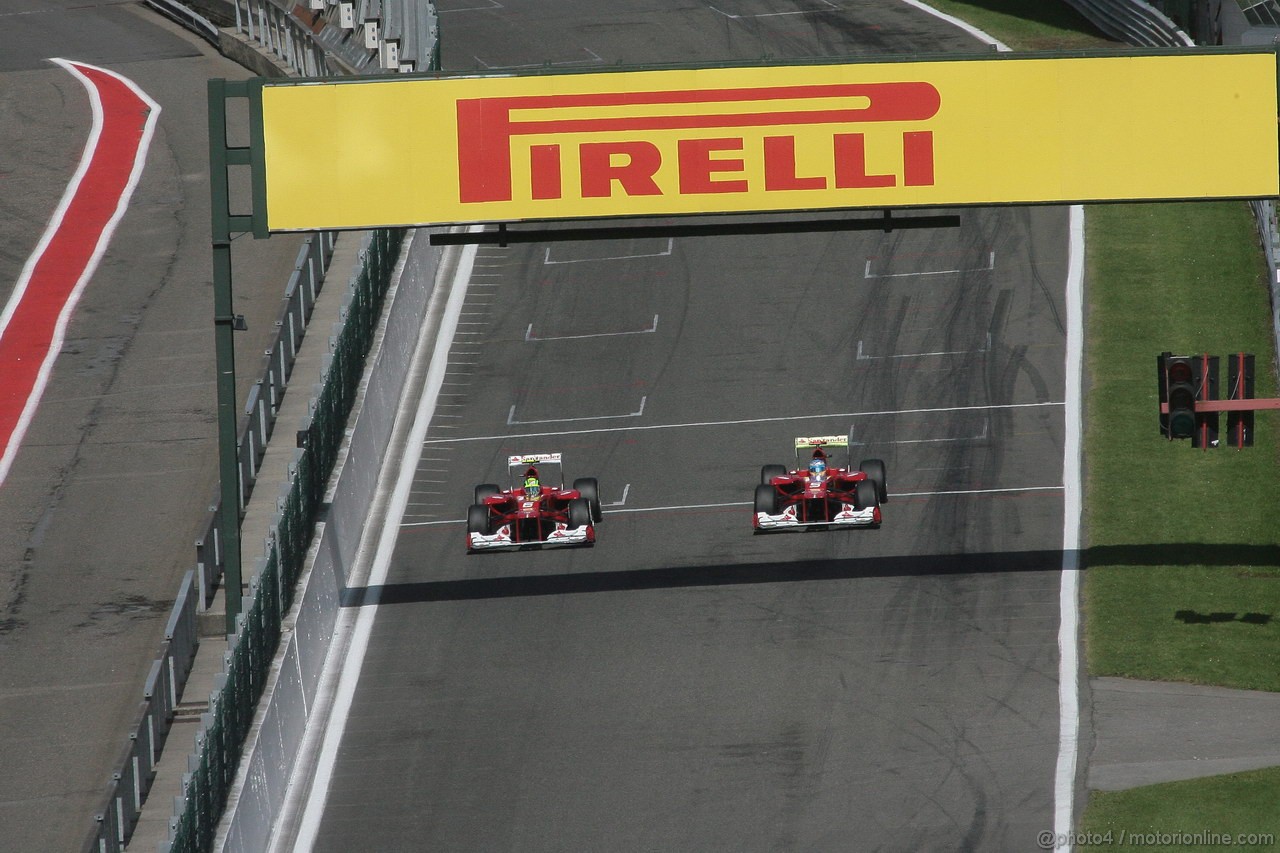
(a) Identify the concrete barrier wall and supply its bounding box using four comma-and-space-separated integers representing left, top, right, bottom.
217, 231, 444, 851
322, 235, 445, 583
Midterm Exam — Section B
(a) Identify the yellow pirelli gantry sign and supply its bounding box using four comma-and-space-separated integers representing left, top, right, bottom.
259, 51, 1279, 230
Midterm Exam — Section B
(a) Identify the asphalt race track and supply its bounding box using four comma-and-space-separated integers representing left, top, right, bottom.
292, 3, 1075, 851
0, 5, 301, 848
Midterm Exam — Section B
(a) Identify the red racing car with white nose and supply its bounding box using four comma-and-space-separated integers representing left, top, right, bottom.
753, 435, 886, 532
467, 453, 602, 552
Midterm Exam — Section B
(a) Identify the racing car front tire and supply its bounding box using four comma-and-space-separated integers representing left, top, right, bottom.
572, 477, 603, 522
568, 498, 593, 529
760, 464, 787, 485
854, 479, 878, 511
475, 483, 500, 504
754, 483, 778, 515
467, 504, 491, 535
859, 459, 888, 504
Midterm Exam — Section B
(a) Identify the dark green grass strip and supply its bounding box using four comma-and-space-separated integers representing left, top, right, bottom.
1083, 769, 1280, 850
1084, 201, 1280, 692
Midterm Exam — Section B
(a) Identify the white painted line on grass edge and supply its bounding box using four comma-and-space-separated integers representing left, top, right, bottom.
896, 0, 1010, 50
1055, 204, 1085, 848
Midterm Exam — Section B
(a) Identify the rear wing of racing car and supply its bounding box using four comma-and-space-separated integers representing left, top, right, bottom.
507, 453, 563, 487
794, 435, 849, 466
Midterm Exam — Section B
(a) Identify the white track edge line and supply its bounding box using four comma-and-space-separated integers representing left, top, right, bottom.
290, 232, 478, 851
1055, 205, 1085, 848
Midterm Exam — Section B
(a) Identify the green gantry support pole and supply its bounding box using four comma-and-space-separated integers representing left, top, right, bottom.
209, 78, 242, 635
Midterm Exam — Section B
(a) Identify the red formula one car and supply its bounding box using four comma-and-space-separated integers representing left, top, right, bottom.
466, 453, 602, 552
753, 435, 887, 532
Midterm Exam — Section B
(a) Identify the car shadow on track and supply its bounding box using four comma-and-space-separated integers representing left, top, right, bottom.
340, 549, 1067, 607
339, 543, 1280, 608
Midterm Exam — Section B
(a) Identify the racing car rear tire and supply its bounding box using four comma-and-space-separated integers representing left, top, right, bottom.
854, 479, 878, 511
572, 477, 603, 522
474, 483, 500, 504
760, 464, 787, 485
859, 459, 888, 504
754, 484, 778, 515
568, 498, 593, 529
467, 504, 490, 535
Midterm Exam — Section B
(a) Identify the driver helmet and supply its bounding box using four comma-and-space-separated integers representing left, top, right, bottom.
523, 469, 541, 499
808, 455, 827, 481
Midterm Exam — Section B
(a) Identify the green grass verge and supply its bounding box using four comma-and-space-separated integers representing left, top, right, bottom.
918, 0, 1280, 690
918, 0, 1280, 842
919, 0, 1118, 51
1082, 769, 1280, 850
1084, 202, 1280, 692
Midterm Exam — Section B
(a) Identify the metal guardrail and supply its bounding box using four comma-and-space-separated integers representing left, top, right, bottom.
142, 0, 221, 45
86, 0, 435, 845
147, 0, 440, 77
83, 572, 198, 853
298, 231, 402, 475
162, 227, 406, 853
85, 233, 334, 852
231, 0, 329, 76
195, 231, 334, 609
89, 229, 402, 853
1249, 200, 1280, 366
1061, 0, 1194, 46
231, 0, 440, 76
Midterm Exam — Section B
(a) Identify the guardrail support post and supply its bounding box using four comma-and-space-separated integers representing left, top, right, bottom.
210, 78, 244, 633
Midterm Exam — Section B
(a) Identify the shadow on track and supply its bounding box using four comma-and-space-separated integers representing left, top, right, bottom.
341, 548, 1063, 607
340, 543, 1280, 608
1086, 543, 1280, 569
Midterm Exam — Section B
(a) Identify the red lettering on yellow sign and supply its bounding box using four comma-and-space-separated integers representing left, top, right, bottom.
456, 81, 941, 204
530, 144, 562, 200
764, 136, 826, 191
678, 138, 748, 194
580, 141, 662, 197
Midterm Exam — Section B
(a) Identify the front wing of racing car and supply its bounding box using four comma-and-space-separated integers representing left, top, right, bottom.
754, 502, 880, 531
467, 521, 595, 551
